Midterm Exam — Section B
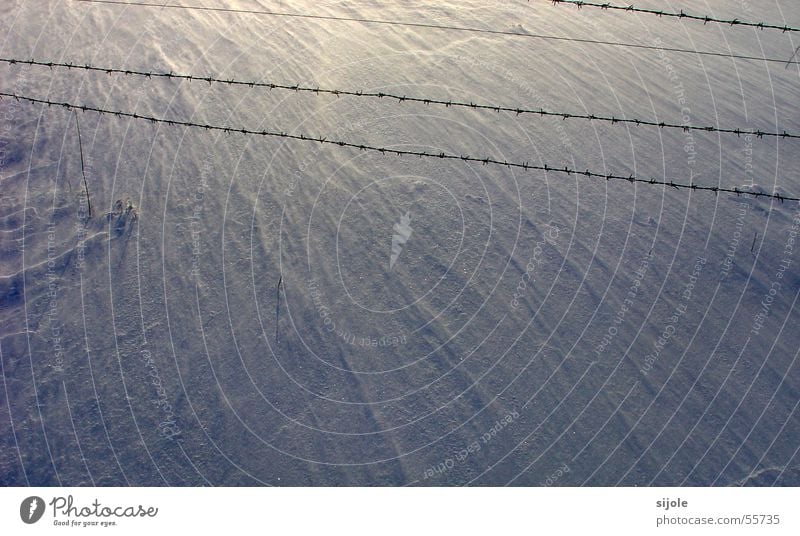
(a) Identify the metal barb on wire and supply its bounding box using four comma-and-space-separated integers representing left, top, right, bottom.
1, 57, 798, 141
3, 91, 798, 203
44, 1, 800, 64
548, 0, 799, 33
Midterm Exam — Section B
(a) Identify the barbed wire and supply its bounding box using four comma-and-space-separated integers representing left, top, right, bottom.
72, 0, 799, 66
3, 57, 797, 141
1, 91, 796, 203
547, 0, 800, 33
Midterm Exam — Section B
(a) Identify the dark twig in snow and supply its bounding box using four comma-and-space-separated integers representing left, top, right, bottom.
73, 111, 92, 218
275, 275, 283, 342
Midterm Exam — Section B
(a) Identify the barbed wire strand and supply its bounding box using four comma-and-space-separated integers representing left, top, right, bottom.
546, 1, 799, 33
71, 0, 800, 66
1, 91, 796, 203
3, 57, 797, 141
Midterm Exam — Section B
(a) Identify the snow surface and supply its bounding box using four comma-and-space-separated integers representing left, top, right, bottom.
0, 0, 798, 486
